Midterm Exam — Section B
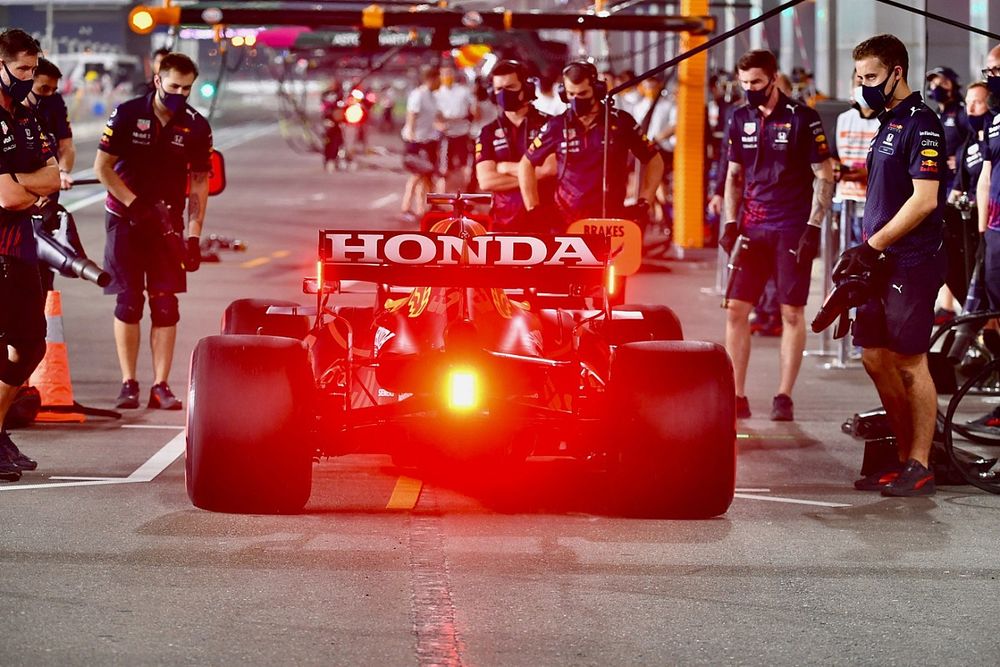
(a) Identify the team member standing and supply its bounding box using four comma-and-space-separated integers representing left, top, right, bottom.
844, 35, 947, 496
474, 60, 556, 232
518, 60, 664, 229
925, 66, 968, 179
400, 65, 440, 224
435, 65, 477, 192
0, 29, 61, 479
26, 58, 74, 193
721, 49, 834, 421
94, 52, 212, 411
979, 57, 1000, 317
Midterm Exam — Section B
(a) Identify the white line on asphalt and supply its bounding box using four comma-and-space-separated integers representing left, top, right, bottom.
372, 193, 400, 209
0, 432, 185, 492
63, 191, 107, 214
121, 425, 185, 430
734, 493, 851, 508
734, 488, 772, 493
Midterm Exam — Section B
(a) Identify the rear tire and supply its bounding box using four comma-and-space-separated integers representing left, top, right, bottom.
604, 304, 683, 345
221, 298, 311, 339
186, 335, 314, 513
607, 341, 735, 518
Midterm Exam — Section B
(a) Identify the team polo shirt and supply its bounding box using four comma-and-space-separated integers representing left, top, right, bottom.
727, 92, 831, 230
32, 93, 72, 160
474, 107, 551, 228
984, 112, 1000, 231
524, 106, 658, 218
0, 102, 53, 261
863, 92, 946, 265
98, 92, 213, 217
952, 131, 985, 197
937, 100, 968, 167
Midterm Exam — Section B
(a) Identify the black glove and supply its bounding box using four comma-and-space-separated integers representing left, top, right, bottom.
185, 236, 201, 272
796, 224, 821, 265
719, 221, 740, 255
832, 241, 883, 283
523, 205, 552, 233
126, 197, 164, 229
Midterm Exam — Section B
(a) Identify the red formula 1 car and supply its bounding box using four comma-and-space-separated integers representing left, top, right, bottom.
186, 194, 736, 518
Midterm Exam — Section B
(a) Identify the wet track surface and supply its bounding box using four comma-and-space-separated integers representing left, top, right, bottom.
2, 125, 999, 665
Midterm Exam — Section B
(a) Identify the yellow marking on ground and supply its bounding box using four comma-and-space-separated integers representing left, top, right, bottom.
240, 256, 271, 269
385, 476, 423, 510
737, 433, 800, 441
271, 250, 290, 258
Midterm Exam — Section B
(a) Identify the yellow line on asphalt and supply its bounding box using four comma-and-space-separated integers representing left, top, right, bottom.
271, 250, 290, 258
240, 256, 271, 269
386, 476, 423, 510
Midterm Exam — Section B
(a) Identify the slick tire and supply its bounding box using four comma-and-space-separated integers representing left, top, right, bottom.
221, 298, 311, 340
187, 335, 314, 513
604, 304, 683, 345
608, 341, 735, 518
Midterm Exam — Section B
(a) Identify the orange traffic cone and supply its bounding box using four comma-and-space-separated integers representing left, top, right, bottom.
29, 291, 86, 423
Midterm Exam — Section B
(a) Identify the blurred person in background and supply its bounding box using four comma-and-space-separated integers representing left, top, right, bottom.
400, 65, 441, 224
434, 64, 477, 192
533, 70, 566, 116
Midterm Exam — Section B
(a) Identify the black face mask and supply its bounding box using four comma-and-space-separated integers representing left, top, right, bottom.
1, 61, 34, 104
495, 88, 523, 112
861, 70, 900, 116
928, 86, 950, 104
745, 81, 773, 108
987, 75, 1000, 98
158, 88, 187, 114
569, 95, 595, 116
968, 114, 987, 134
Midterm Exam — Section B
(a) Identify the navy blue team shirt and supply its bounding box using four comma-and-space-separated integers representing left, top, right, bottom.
99, 92, 212, 217
0, 102, 53, 261
726, 91, 831, 231
863, 92, 946, 265
984, 111, 1000, 232
524, 106, 658, 220
474, 106, 550, 229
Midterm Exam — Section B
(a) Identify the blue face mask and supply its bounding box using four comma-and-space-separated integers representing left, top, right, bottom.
861, 69, 901, 116
570, 95, 595, 116
968, 114, 987, 134
928, 86, 950, 104
495, 88, 523, 112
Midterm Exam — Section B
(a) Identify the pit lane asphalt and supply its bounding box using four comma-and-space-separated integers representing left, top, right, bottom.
1, 126, 998, 666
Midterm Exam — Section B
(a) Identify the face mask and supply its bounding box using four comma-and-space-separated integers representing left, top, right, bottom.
1, 62, 35, 104
861, 69, 900, 116
570, 95, 595, 116
928, 86, 950, 104
745, 81, 772, 108
495, 88, 523, 112
852, 85, 872, 112
968, 114, 987, 133
158, 88, 187, 114
987, 75, 1000, 97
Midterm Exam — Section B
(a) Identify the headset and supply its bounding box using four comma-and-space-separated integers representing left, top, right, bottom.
556, 60, 608, 104
486, 59, 536, 105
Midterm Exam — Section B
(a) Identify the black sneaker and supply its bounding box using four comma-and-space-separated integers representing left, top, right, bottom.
853, 462, 904, 491
0, 431, 37, 471
148, 382, 182, 410
881, 458, 935, 497
771, 394, 794, 422
0, 442, 22, 482
736, 395, 751, 419
116, 379, 140, 409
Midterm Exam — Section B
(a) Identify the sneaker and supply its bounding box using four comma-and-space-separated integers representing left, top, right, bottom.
736, 395, 751, 419
148, 383, 182, 410
771, 394, 794, 422
966, 406, 1000, 432
116, 379, 140, 409
881, 458, 935, 497
853, 462, 904, 491
933, 308, 956, 326
0, 443, 22, 482
0, 431, 37, 471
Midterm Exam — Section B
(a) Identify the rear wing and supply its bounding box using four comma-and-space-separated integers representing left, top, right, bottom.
309, 229, 611, 293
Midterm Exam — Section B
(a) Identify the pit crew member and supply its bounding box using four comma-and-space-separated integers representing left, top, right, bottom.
518, 60, 664, 230
846, 34, 947, 496
925, 66, 968, 179
474, 60, 556, 232
0, 29, 60, 479
94, 52, 212, 411
721, 49, 834, 422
